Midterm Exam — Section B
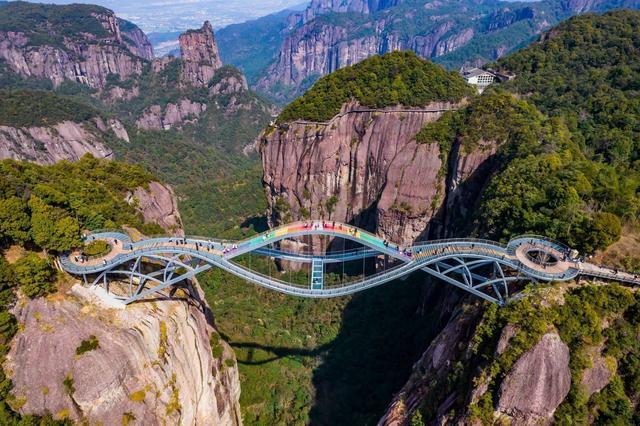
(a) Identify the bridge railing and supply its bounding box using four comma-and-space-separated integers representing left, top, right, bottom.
82, 230, 131, 244
507, 234, 571, 254
412, 238, 508, 250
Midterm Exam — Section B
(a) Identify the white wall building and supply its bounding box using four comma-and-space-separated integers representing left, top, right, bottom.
460, 67, 496, 93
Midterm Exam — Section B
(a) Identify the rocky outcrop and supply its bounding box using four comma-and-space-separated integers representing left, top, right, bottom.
261, 100, 500, 246
210, 72, 248, 96
126, 181, 184, 236
255, 13, 484, 100
581, 349, 614, 397
118, 18, 155, 61
0, 120, 122, 165
135, 99, 208, 130
378, 299, 481, 425
262, 102, 446, 245
179, 21, 222, 87
0, 7, 151, 89
497, 332, 571, 424
6, 287, 240, 425
300, 0, 402, 23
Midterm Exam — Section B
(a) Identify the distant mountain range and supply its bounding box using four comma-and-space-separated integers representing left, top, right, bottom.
215, 0, 640, 104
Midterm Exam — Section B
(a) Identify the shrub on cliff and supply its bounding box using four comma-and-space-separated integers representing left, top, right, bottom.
277, 51, 475, 123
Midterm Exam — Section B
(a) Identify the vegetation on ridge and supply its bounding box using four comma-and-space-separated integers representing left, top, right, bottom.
0, 155, 161, 252
0, 89, 101, 128
277, 51, 475, 123
498, 10, 640, 167
0, 1, 113, 47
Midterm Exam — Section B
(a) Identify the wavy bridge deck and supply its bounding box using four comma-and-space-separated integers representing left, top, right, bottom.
59, 221, 640, 306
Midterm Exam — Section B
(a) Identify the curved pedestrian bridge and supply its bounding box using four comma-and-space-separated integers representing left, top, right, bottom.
59, 221, 640, 306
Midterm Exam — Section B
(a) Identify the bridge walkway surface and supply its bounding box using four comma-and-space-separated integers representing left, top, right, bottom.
59, 221, 640, 306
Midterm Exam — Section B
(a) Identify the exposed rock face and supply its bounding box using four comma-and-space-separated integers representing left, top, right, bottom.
179, 21, 222, 87
497, 332, 571, 424
0, 10, 150, 89
255, 1, 535, 98
0, 120, 118, 164
378, 299, 481, 425
127, 181, 185, 236
581, 350, 614, 397
210, 73, 249, 96
118, 18, 155, 61
135, 99, 208, 130
301, 0, 402, 22
6, 287, 240, 425
261, 100, 497, 246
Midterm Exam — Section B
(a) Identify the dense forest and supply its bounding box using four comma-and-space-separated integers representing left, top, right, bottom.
414, 11, 640, 256
0, 1, 112, 47
0, 90, 101, 127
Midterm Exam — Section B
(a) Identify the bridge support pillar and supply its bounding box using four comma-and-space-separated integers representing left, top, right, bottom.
311, 258, 324, 290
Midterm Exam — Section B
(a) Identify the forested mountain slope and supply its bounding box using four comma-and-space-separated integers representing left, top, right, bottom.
0, 1, 274, 237
378, 10, 640, 424
216, 0, 640, 103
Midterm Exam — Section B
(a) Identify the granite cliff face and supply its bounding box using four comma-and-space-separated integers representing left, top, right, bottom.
261, 99, 500, 246
132, 25, 251, 130
0, 5, 152, 89
378, 316, 573, 425
135, 99, 208, 131
179, 21, 223, 88
118, 18, 155, 61
127, 181, 185, 236
0, 118, 130, 164
6, 286, 241, 425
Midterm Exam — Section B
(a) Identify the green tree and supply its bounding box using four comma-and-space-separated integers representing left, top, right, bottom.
13, 253, 56, 298
0, 197, 30, 244
0, 258, 15, 308
29, 197, 80, 253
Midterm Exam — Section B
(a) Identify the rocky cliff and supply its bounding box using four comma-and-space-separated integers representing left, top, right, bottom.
261, 98, 501, 246
130, 26, 251, 130
253, 0, 640, 101
0, 117, 131, 164
263, 102, 447, 244
135, 99, 208, 131
127, 181, 185, 236
118, 18, 155, 61
378, 313, 573, 425
0, 3, 152, 89
179, 21, 223, 88
6, 285, 241, 425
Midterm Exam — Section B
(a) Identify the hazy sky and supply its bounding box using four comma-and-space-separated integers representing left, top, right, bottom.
35, 0, 307, 32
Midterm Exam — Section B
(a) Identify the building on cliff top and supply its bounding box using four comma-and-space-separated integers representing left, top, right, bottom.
460, 67, 516, 93
460, 67, 496, 93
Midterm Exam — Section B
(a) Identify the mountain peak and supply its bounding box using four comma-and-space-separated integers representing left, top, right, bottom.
179, 20, 223, 87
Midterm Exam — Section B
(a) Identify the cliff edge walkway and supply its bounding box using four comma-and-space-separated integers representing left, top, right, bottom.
59, 221, 640, 306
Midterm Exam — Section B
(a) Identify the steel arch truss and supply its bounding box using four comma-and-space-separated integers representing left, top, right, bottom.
84, 252, 212, 304
420, 255, 535, 305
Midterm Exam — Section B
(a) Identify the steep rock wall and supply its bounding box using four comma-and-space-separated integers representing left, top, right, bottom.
0, 11, 150, 89
127, 181, 185, 236
261, 100, 497, 246
0, 119, 126, 164
179, 21, 222, 88
135, 99, 208, 130
6, 287, 241, 425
